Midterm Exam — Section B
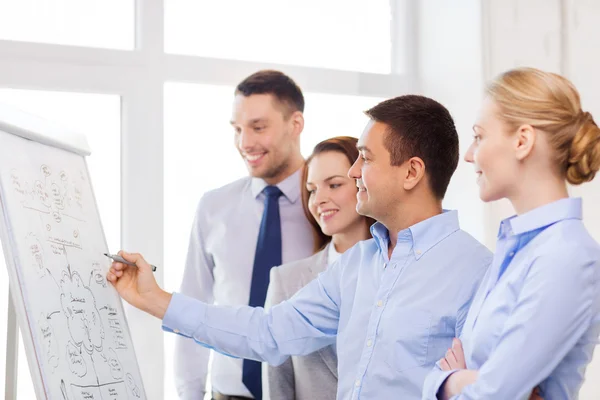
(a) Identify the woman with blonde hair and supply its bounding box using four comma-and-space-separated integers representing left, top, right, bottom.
263, 136, 373, 400
423, 67, 600, 399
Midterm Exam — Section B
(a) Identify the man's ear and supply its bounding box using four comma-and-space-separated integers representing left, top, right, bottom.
402, 157, 426, 191
289, 111, 304, 138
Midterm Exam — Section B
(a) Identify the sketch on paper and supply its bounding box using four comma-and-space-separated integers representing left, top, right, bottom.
0, 129, 145, 399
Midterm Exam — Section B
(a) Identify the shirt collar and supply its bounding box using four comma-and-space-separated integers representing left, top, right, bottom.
498, 197, 582, 238
371, 210, 460, 260
250, 167, 303, 203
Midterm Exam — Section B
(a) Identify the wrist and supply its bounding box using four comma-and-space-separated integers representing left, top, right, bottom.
142, 289, 172, 319
440, 375, 454, 400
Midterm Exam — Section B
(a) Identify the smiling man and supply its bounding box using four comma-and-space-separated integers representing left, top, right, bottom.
173, 70, 315, 400
108, 95, 493, 399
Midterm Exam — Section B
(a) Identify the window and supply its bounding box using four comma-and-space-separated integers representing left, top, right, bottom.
165, 0, 392, 73
0, 89, 121, 399
163, 81, 383, 398
0, 0, 135, 49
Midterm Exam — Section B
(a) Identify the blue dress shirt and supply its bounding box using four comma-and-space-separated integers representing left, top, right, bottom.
163, 210, 492, 399
423, 198, 600, 400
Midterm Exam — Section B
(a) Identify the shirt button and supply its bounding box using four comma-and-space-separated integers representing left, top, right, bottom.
355, 379, 361, 387
416, 249, 422, 255
377, 300, 383, 307
383, 262, 387, 269
367, 339, 373, 347
173, 329, 180, 334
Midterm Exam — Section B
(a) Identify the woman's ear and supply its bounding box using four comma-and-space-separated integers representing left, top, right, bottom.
514, 124, 536, 161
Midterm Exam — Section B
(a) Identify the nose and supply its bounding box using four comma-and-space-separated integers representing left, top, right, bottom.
236, 128, 255, 151
464, 142, 475, 164
348, 158, 362, 179
313, 187, 328, 205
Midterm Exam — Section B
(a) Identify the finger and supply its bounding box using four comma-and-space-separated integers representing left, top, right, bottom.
112, 262, 125, 271
440, 358, 451, 371
451, 349, 465, 369
121, 251, 152, 273
107, 272, 116, 282
445, 348, 458, 367
115, 269, 123, 277
452, 338, 466, 364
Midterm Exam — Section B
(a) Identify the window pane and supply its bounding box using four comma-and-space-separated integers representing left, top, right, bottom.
163, 82, 384, 398
0, 0, 134, 49
165, 0, 392, 73
0, 89, 121, 399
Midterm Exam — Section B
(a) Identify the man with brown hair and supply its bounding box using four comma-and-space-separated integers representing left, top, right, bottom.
108, 95, 493, 399
173, 70, 315, 400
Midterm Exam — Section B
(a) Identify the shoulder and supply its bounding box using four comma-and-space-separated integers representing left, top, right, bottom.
200, 176, 252, 206
194, 176, 252, 215
529, 220, 600, 278
443, 229, 493, 264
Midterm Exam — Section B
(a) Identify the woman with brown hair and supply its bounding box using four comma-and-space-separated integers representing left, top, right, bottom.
263, 136, 373, 400
424, 67, 600, 399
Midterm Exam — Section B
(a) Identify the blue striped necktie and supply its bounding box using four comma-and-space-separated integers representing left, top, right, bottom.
243, 185, 283, 399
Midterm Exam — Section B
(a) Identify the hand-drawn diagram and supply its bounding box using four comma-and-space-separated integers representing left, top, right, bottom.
1, 150, 146, 400
126, 373, 141, 398
60, 269, 105, 354
38, 312, 60, 372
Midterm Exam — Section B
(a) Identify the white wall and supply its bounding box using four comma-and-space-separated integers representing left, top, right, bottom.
417, 0, 486, 242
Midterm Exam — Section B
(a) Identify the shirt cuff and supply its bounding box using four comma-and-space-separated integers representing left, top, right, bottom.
423, 368, 459, 400
162, 292, 207, 338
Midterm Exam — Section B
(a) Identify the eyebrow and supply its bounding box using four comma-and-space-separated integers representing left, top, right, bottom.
229, 118, 268, 126
306, 175, 346, 186
357, 145, 372, 154
473, 124, 485, 132
324, 175, 345, 182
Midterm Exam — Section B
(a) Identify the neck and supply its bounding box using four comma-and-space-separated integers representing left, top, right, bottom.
509, 174, 569, 215
331, 218, 372, 253
263, 152, 305, 185
384, 195, 442, 256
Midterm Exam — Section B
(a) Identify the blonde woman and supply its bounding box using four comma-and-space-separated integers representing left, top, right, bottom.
424, 68, 600, 399
263, 136, 373, 400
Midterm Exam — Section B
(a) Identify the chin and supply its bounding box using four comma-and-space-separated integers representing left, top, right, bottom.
355, 204, 365, 216
478, 188, 501, 203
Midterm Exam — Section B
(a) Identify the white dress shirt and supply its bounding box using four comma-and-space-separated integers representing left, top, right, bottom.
174, 168, 315, 399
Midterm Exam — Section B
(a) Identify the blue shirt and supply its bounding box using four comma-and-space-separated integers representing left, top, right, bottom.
423, 198, 600, 400
163, 210, 492, 399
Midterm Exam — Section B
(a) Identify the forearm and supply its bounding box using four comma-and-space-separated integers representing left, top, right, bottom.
422, 367, 458, 400
143, 289, 172, 319
162, 293, 334, 366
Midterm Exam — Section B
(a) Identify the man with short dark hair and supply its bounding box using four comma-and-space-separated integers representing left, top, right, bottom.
173, 70, 315, 400
108, 95, 493, 399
